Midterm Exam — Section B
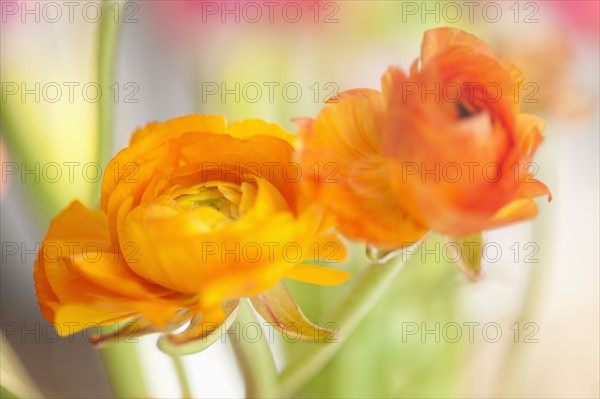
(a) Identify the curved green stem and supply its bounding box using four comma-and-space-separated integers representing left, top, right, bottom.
96, 0, 123, 201
231, 300, 279, 398
99, 343, 148, 398
95, 3, 147, 399
171, 355, 192, 398
279, 256, 407, 397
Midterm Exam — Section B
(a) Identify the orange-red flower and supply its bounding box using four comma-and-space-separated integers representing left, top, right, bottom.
34, 115, 350, 346
297, 28, 551, 249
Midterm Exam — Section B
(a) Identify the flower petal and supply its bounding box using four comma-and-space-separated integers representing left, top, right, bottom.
35, 201, 186, 332
129, 114, 227, 145
54, 304, 134, 336
420, 27, 496, 65
314, 232, 347, 262
445, 233, 484, 282
68, 247, 170, 299
286, 264, 351, 286
102, 115, 227, 211
34, 201, 121, 322
325, 88, 381, 103
382, 61, 525, 235
488, 198, 539, 228
157, 300, 239, 356
89, 317, 157, 346
250, 282, 337, 342
420, 27, 524, 86
227, 119, 296, 146
297, 91, 428, 247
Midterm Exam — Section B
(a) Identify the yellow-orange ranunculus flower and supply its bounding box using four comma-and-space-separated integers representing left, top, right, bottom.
297, 27, 551, 249
34, 115, 350, 345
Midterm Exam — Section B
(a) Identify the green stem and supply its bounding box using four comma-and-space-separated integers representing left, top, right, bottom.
171, 355, 192, 399
231, 300, 279, 398
95, 0, 123, 202
279, 256, 407, 397
95, 3, 146, 399
99, 343, 148, 398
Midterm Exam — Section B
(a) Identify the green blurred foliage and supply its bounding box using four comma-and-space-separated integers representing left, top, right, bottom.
286, 235, 466, 398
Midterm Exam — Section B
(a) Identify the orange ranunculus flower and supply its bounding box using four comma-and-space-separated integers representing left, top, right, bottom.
297, 27, 551, 250
296, 90, 429, 249
34, 115, 350, 346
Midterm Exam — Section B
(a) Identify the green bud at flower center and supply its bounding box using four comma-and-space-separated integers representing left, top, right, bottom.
174, 182, 243, 221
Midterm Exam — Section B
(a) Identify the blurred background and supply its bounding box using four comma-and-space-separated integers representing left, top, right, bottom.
1, 0, 598, 398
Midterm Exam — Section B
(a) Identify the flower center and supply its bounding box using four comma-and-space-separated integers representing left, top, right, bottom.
174, 182, 243, 221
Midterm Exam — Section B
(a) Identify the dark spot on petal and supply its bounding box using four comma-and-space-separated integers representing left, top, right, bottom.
457, 102, 474, 119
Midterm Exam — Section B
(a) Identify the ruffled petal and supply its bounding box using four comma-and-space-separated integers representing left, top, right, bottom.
420, 27, 496, 65
102, 115, 227, 211
227, 119, 296, 146
34, 201, 185, 332
297, 91, 428, 247
420, 27, 524, 86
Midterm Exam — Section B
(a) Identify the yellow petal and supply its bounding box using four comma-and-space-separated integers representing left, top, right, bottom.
227, 119, 296, 146
69, 251, 170, 299
129, 114, 227, 145
54, 304, 133, 336
309, 231, 348, 263
286, 264, 351, 286
489, 198, 538, 228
